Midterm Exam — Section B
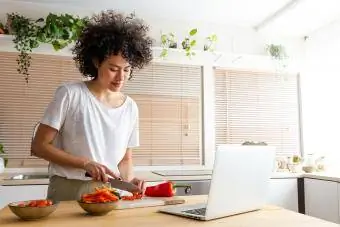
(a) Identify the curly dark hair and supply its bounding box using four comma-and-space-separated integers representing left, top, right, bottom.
72, 10, 153, 80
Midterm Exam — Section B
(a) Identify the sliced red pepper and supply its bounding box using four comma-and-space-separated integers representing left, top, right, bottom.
144, 181, 191, 197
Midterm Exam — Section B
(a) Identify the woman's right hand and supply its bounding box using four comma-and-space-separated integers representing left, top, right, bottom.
83, 160, 119, 182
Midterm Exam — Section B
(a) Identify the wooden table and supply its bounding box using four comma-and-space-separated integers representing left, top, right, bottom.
0, 195, 338, 227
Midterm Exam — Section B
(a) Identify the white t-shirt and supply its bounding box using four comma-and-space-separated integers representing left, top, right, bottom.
40, 81, 139, 180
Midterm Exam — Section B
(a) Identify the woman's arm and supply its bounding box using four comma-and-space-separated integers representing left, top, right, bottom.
118, 148, 134, 181
31, 123, 118, 181
31, 123, 88, 169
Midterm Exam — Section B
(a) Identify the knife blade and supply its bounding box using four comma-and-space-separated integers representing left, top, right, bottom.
85, 172, 141, 193
108, 178, 141, 193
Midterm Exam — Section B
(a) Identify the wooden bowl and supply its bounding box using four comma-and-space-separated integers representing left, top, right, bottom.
8, 200, 58, 221
77, 201, 118, 216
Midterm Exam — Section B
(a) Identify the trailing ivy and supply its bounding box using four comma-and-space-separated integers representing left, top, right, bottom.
4, 12, 89, 83
7, 13, 40, 83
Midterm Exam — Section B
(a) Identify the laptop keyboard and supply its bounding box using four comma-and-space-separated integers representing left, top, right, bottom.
182, 207, 206, 216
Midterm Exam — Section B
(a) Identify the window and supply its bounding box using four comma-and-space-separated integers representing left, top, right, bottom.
214, 68, 301, 156
0, 52, 203, 167
124, 63, 203, 166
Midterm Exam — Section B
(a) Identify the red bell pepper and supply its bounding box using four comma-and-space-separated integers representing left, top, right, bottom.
144, 181, 191, 197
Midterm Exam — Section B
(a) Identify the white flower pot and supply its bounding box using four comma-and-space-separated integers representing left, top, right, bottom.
0, 157, 5, 173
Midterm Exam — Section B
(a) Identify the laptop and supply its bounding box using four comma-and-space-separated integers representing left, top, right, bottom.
158, 145, 276, 221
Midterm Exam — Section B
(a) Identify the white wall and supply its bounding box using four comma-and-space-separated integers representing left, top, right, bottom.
301, 18, 340, 171
0, 0, 304, 59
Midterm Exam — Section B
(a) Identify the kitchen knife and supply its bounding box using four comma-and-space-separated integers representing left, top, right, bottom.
85, 172, 141, 193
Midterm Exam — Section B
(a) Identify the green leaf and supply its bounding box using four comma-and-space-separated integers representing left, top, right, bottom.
161, 34, 167, 44
30, 39, 39, 48
189, 28, 197, 36
52, 39, 68, 50
160, 49, 168, 58
190, 40, 196, 46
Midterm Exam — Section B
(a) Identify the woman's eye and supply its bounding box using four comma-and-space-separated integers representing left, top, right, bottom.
110, 68, 119, 72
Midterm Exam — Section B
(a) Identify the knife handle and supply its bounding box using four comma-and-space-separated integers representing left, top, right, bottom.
85, 172, 122, 181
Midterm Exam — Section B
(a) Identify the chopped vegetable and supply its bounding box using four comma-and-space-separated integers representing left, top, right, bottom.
121, 193, 143, 201
80, 186, 119, 203
144, 181, 191, 197
17, 199, 53, 207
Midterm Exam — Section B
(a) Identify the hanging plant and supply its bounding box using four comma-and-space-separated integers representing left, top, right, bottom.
4, 13, 89, 83
6, 13, 41, 83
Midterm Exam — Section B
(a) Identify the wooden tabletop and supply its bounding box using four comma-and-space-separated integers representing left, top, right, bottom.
0, 195, 338, 227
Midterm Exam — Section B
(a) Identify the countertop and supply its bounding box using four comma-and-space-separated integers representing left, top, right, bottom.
1, 167, 340, 186
0, 195, 338, 227
0, 168, 304, 186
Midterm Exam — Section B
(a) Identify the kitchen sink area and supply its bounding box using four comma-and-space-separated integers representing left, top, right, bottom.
173, 180, 211, 196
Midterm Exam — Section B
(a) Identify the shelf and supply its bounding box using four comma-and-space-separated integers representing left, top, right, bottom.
0, 34, 300, 73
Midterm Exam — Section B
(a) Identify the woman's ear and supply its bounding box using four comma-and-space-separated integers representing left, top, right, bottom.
92, 58, 99, 68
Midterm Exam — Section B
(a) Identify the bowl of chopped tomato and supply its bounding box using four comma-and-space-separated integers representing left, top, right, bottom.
8, 199, 58, 221
77, 186, 120, 216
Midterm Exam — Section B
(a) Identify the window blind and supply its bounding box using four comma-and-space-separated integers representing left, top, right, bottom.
215, 68, 301, 157
0, 52, 82, 167
123, 63, 202, 166
0, 52, 203, 167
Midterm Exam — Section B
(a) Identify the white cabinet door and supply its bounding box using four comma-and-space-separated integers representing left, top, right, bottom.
266, 178, 299, 212
305, 178, 339, 223
0, 185, 48, 209
0, 186, 4, 209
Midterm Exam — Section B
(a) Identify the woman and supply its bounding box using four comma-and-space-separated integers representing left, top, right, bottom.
31, 10, 153, 201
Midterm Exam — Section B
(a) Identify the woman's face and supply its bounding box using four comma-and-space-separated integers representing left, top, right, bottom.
95, 54, 131, 92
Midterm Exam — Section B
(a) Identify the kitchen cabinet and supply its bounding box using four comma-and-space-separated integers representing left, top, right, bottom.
266, 178, 299, 212
304, 178, 339, 223
0, 185, 48, 209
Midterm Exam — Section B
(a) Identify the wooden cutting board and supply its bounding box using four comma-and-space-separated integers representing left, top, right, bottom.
113, 196, 185, 210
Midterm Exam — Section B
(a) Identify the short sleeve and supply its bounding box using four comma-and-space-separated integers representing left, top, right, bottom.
127, 106, 140, 148
40, 85, 70, 131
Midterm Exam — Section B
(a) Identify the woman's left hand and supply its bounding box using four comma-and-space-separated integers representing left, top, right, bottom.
130, 177, 146, 194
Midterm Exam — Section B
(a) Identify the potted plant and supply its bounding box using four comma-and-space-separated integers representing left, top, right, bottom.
160, 32, 178, 58
265, 44, 288, 70
288, 155, 302, 173
203, 33, 217, 52
181, 28, 197, 58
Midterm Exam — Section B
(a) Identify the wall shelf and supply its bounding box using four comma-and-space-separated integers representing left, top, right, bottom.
0, 34, 300, 73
